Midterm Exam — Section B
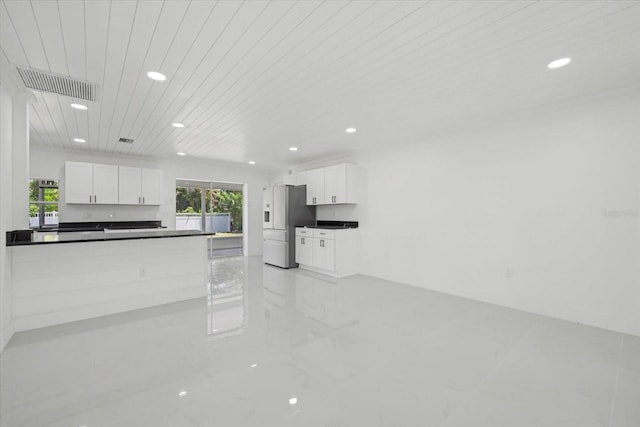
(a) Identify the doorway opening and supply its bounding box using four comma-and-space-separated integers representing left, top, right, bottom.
175, 179, 244, 258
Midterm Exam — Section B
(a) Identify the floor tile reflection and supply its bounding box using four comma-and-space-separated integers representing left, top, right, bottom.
1, 256, 638, 427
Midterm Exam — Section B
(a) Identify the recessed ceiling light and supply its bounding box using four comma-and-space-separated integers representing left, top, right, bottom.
250, 363, 258, 367
289, 147, 298, 151
73, 138, 86, 143
177, 152, 186, 156
345, 127, 357, 133
178, 391, 187, 398
172, 122, 185, 128
289, 397, 298, 405
147, 71, 166, 81
547, 58, 571, 69
70, 103, 88, 110
248, 161, 256, 165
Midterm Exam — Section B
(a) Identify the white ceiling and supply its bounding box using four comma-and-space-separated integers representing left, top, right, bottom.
1, 0, 638, 168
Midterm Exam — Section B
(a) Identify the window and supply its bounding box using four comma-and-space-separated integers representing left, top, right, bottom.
175, 185, 243, 233
29, 179, 59, 229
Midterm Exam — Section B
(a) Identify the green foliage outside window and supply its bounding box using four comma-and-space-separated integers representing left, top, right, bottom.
29, 180, 59, 214
176, 187, 243, 233
29, 179, 59, 229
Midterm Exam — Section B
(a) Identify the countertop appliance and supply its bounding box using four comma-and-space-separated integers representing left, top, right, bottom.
263, 185, 315, 268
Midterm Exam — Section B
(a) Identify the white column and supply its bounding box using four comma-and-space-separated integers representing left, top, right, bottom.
11, 92, 31, 230
0, 83, 16, 351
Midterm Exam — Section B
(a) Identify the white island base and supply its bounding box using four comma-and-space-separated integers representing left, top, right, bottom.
10, 235, 207, 332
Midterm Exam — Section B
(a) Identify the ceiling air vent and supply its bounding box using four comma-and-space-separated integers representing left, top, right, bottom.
118, 137, 134, 144
15, 66, 99, 102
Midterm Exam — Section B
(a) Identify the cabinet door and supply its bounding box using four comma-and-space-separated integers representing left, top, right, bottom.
93, 164, 119, 204
118, 167, 141, 204
65, 162, 94, 204
273, 185, 288, 230
141, 168, 162, 205
263, 187, 274, 229
306, 169, 325, 205
295, 236, 314, 265
324, 164, 346, 204
313, 238, 335, 271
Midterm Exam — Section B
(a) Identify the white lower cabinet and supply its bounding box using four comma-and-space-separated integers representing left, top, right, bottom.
295, 227, 357, 277
295, 235, 314, 266
313, 236, 335, 271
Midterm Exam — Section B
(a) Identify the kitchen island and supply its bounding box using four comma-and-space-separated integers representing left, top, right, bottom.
7, 229, 211, 332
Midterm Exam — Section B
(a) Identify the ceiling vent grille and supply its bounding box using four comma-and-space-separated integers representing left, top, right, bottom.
118, 137, 134, 144
15, 66, 99, 102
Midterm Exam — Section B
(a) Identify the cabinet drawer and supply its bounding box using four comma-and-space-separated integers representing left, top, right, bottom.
296, 227, 312, 237
313, 229, 335, 239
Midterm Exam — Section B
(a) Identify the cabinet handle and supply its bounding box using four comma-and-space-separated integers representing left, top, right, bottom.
138, 196, 141, 204
94, 195, 96, 203
143, 196, 145, 204
89, 195, 92, 203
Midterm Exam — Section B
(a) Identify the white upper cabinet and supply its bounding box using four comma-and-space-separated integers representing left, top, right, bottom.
140, 168, 162, 205
92, 164, 119, 204
303, 163, 357, 205
324, 163, 357, 204
65, 161, 118, 204
118, 167, 162, 205
295, 172, 308, 186
65, 161, 94, 204
306, 169, 325, 205
118, 166, 141, 204
66, 161, 161, 206
281, 171, 309, 186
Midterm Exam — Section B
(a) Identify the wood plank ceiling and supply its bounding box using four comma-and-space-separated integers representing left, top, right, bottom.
1, 0, 638, 168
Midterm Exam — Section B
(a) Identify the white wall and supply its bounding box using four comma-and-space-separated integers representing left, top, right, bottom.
354, 90, 640, 336
30, 148, 270, 256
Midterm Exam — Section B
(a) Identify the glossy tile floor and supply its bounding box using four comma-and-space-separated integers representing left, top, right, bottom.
1, 256, 639, 427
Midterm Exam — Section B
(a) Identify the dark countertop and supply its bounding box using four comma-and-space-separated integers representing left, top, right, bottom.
300, 220, 359, 230
7, 229, 213, 247
55, 220, 164, 232
302, 225, 357, 229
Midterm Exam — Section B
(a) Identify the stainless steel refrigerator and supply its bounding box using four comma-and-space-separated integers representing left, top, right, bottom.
263, 185, 315, 268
